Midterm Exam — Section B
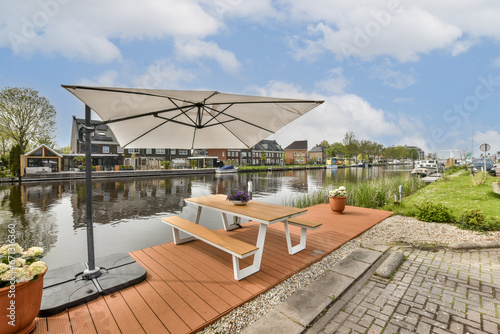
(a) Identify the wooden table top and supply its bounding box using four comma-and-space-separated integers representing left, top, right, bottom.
185, 194, 307, 223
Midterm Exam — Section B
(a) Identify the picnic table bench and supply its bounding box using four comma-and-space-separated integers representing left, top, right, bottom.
161, 216, 259, 280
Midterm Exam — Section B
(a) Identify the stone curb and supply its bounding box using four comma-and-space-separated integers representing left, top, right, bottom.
240, 247, 386, 334
448, 240, 500, 249
374, 251, 405, 278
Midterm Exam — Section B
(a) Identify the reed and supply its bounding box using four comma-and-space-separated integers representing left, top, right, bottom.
284, 175, 426, 209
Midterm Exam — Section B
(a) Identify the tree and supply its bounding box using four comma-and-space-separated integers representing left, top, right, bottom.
0, 87, 56, 152
9, 144, 22, 177
341, 131, 359, 160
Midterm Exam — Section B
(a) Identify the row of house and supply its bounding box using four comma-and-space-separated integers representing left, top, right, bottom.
67, 117, 322, 170
20, 117, 424, 174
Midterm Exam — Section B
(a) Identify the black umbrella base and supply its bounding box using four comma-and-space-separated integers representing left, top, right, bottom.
39, 253, 147, 317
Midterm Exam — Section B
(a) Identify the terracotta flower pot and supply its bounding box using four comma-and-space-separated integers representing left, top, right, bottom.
0, 268, 47, 334
329, 196, 346, 214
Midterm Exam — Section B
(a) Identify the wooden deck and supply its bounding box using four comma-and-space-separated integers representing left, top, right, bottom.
35, 204, 392, 333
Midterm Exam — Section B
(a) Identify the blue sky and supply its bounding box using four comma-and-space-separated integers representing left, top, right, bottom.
1, 0, 500, 159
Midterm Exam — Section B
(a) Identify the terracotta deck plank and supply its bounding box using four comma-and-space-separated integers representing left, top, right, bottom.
33, 318, 47, 334
152, 245, 243, 306
103, 292, 145, 333
68, 304, 97, 334
119, 285, 170, 334
129, 255, 191, 334
144, 246, 231, 314
158, 242, 251, 302
161, 242, 263, 296
45, 310, 72, 333
38, 203, 392, 334
86, 296, 121, 333
131, 250, 206, 330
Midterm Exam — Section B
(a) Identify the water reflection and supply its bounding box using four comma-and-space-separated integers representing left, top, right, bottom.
0, 166, 409, 268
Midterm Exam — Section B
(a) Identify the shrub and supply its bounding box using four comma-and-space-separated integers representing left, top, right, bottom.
471, 172, 486, 186
119, 165, 134, 170
456, 209, 495, 232
414, 201, 453, 222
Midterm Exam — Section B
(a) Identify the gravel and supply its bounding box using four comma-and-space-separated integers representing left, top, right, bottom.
198, 215, 500, 334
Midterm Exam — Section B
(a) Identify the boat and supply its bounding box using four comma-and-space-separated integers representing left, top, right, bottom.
410, 167, 429, 177
413, 160, 441, 173
215, 165, 238, 175
326, 164, 338, 170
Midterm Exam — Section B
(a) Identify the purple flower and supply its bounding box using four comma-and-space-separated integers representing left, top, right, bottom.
226, 191, 250, 203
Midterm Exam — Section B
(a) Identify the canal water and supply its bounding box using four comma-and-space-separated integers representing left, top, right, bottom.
0, 165, 410, 268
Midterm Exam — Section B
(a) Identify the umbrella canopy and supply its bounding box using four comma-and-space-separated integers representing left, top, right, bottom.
62, 85, 324, 149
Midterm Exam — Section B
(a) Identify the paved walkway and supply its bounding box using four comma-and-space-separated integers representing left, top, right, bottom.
243, 244, 500, 334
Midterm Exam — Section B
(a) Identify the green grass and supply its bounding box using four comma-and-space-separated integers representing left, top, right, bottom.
283, 175, 426, 209
284, 168, 500, 231
387, 172, 500, 220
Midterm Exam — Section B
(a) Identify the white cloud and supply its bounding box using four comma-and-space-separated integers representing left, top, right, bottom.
393, 97, 414, 103
175, 38, 241, 73
315, 67, 349, 95
259, 80, 404, 148
281, 1, 500, 63
474, 130, 500, 156
78, 70, 120, 87
370, 59, 416, 89
0, 0, 222, 63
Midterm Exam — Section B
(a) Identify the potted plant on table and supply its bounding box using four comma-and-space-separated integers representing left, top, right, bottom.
0, 243, 48, 334
329, 186, 347, 214
226, 191, 251, 205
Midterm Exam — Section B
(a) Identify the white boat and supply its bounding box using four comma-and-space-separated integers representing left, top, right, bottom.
414, 160, 441, 173
326, 164, 338, 170
215, 165, 238, 174
410, 167, 429, 177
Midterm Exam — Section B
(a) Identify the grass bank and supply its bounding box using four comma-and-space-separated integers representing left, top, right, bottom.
385, 170, 500, 224
283, 175, 426, 209
284, 168, 500, 231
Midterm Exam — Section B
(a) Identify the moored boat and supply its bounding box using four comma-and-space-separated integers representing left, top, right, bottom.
215, 165, 238, 174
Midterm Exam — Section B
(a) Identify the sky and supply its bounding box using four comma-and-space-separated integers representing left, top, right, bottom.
1, 0, 500, 159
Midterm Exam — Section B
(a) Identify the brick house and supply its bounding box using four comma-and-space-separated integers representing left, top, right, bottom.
284, 140, 308, 164
308, 144, 325, 163
251, 140, 284, 165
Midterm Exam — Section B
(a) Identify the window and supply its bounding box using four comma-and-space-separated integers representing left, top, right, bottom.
146, 148, 152, 154
102, 146, 110, 154
156, 148, 165, 154
171, 149, 176, 154
241, 152, 246, 157
117, 146, 124, 153
179, 150, 188, 155
222, 152, 225, 157
128, 148, 140, 153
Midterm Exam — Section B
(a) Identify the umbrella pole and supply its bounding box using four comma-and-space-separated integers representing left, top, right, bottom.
83, 104, 101, 279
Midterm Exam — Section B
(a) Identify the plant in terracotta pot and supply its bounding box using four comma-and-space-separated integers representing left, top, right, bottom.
0, 243, 47, 334
329, 186, 347, 214
226, 191, 251, 205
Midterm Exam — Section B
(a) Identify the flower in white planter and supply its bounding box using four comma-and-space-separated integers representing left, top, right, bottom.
329, 186, 346, 197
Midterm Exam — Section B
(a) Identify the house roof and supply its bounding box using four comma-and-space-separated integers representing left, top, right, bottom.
309, 145, 324, 153
252, 139, 283, 152
24, 144, 62, 158
285, 140, 307, 150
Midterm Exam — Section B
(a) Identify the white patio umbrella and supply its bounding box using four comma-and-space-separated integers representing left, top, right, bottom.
62, 85, 324, 277
63, 86, 324, 149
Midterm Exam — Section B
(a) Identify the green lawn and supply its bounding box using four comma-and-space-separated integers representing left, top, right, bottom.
387, 170, 500, 222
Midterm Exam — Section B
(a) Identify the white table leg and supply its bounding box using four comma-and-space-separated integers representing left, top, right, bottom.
284, 221, 308, 254
233, 223, 267, 280
221, 212, 240, 231
194, 206, 202, 224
